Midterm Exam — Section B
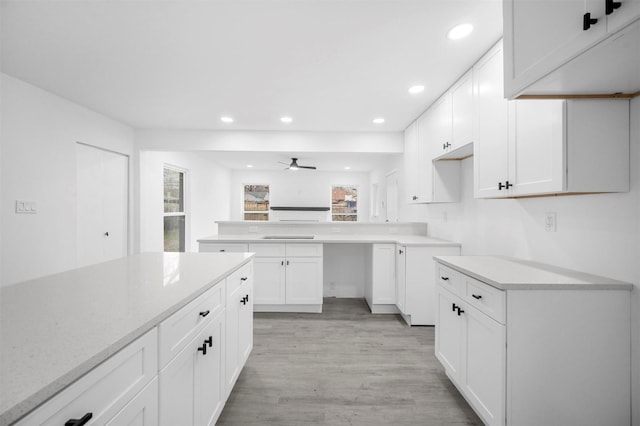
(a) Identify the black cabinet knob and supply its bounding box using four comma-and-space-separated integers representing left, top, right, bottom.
66, 413, 93, 426
472, 294, 482, 300
583, 12, 598, 30
199, 310, 210, 317
205, 336, 213, 348
606, 0, 621, 15
197, 343, 207, 356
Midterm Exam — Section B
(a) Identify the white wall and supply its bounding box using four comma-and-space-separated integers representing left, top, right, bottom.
383, 97, 640, 424
138, 151, 231, 252
0, 73, 135, 286
229, 169, 371, 221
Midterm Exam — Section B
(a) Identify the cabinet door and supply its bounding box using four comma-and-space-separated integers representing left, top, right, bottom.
252, 257, 285, 304
606, 0, 640, 33
395, 246, 406, 314
238, 281, 254, 366
510, 100, 566, 196
105, 378, 158, 426
225, 287, 242, 394
432, 93, 453, 154
196, 314, 225, 426
159, 339, 197, 426
474, 42, 510, 198
435, 288, 463, 384
463, 306, 506, 426
404, 121, 426, 203
503, 0, 606, 98
285, 257, 323, 304
372, 244, 396, 304
451, 71, 474, 149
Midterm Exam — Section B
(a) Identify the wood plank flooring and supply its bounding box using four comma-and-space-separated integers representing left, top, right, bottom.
218, 298, 482, 425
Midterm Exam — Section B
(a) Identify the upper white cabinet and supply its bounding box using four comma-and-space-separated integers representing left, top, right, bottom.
431, 93, 453, 153
450, 70, 475, 150
503, 0, 640, 98
476, 97, 630, 198
404, 121, 428, 203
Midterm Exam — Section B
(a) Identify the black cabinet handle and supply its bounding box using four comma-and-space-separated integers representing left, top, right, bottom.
104, 232, 109, 237
498, 182, 505, 190
412, 195, 418, 200
399, 249, 404, 255
245, 294, 250, 303
241, 277, 248, 281
241, 296, 247, 305
281, 260, 284, 266
199, 310, 210, 317
66, 413, 93, 426
457, 307, 465, 316
219, 249, 226, 252
472, 294, 482, 300
583, 12, 598, 30
286, 260, 290, 266
452, 303, 458, 312
205, 336, 213, 348
606, 0, 621, 14
443, 142, 451, 150
441, 276, 449, 281
505, 180, 513, 189
197, 343, 207, 356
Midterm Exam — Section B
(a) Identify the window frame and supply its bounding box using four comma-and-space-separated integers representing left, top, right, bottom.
330, 184, 359, 222
163, 164, 188, 252
243, 184, 270, 221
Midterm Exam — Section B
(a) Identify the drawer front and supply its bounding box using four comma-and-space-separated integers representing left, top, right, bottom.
16, 329, 157, 426
465, 277, 506, 324
158, 283, 224, 369
286, 243, 323, 257
248, 243, 286, 257
199, 243, 248, 253
436, 263, 462, 297
227, 262, 253, 298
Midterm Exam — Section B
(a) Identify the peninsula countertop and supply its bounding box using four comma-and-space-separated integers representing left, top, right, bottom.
198, 234, 461, 247
434, 255, 633, 291
0, 252, 254, 426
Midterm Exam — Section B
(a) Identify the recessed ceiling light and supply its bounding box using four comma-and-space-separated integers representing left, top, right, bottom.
220, 116, 234, 123
280, 116, 293, 123
408, 85, 425, 94
247, 165, 253, 168
344, 166, 351, 170
372, 118, 385, 124
447, 23, 473, 40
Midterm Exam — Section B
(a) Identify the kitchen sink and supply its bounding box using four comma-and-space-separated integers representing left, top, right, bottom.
261, 235, 315, 239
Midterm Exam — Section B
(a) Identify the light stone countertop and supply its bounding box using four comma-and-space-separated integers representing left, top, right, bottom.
198, 234, 461, 247
0, 252, 254, 426
434, 256, 633, 291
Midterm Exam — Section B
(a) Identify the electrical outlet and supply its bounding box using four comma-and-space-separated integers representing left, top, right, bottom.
16, 200, 37, 214
545, 212, 557, 232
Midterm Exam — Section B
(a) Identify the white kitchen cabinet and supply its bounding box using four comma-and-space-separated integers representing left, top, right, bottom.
159, 309, 225, 426
451, 70, 474, 150
473, 40, 510, 199
503, 0, 640, 98
397, 245, 461, 326
476, 97, 630, 198
364, 244, 397, 313
434, 257, 631, 426
431, 93, 453, 153
15, 329, 158, 426
250, 243, 323, 311
225, 263, 253, 396
404, 121, 428, 204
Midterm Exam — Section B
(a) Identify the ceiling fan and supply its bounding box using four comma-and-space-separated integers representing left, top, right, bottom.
279, 157, 317, 170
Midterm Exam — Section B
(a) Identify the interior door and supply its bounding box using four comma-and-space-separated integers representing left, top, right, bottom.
77, 143, 128, 267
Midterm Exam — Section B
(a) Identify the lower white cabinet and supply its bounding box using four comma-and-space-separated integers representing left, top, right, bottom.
159, 309, 226, 426
396, 245, 461, 325
364, 244, 396, 311
435, 258, 631, 426
250, 243, 323, 311
106, 378, 159, 426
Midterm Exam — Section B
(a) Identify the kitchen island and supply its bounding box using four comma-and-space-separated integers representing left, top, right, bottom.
0, 252, 254, 426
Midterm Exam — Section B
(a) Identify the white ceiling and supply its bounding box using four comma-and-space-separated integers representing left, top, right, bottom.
0, 0, 503, 134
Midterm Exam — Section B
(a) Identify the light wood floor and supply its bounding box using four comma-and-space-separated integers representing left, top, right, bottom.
218, 298, 482, 425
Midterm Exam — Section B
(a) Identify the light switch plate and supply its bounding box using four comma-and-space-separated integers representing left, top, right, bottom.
545, 212, 556, 232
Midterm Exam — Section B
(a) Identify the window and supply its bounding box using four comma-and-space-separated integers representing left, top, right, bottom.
244, 184, 269, 221
331, 185, 358, 221
164, 166, 186, 252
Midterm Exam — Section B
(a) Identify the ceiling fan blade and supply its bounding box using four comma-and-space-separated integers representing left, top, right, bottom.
299, 165, 316, 169
278, 161, 290, 165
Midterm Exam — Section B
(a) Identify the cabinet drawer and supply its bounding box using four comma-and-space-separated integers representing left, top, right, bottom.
158, 283, 224, 369
464, 277, 506, 324
16, 329, 157, 426
286, 243, 323, 257
248, 243, 286, 257
199, 243, 248, 253
437, 264, 462, 296
227, 262, 253, 298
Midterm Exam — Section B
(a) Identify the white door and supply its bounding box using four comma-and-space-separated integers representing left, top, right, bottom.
77, 143, 128, 267
385, 171, 398, 222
